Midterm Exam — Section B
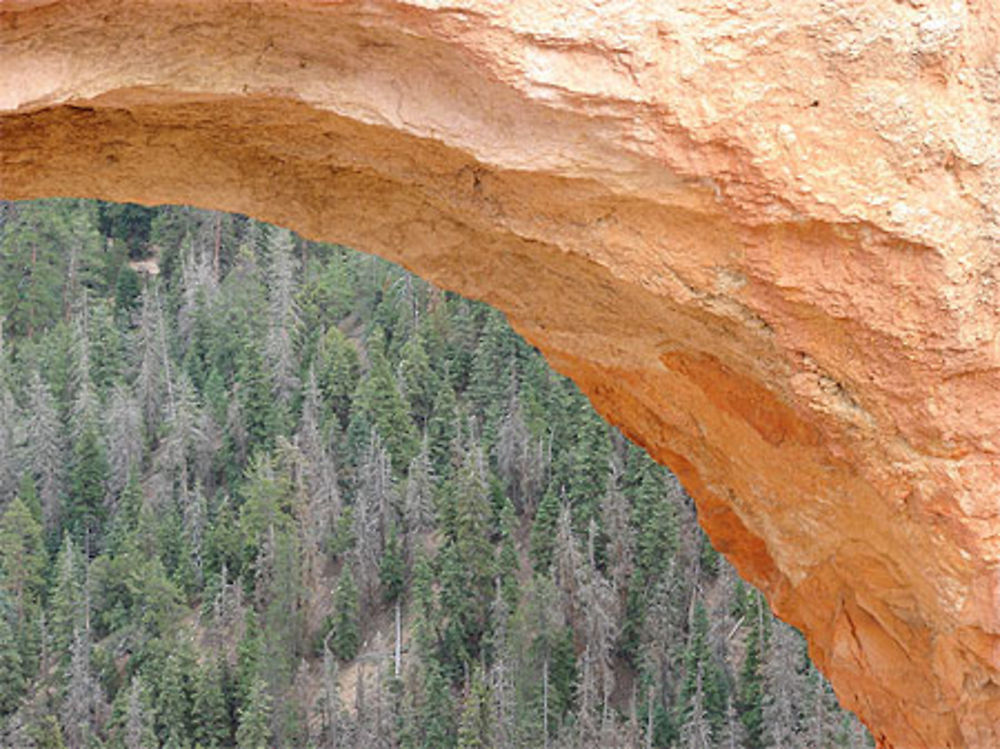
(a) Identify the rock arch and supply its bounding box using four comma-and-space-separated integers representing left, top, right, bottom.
3, 2, 1000, 746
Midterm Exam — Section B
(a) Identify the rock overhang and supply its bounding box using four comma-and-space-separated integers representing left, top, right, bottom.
4, 2, 1000, 746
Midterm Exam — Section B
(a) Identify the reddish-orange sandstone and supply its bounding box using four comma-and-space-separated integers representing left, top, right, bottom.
3, 2, 1000, 746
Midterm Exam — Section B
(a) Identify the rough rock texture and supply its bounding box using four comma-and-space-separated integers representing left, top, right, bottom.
2, 2, 1000, 746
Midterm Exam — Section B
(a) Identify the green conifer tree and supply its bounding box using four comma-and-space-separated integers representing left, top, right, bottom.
0, 495, 46, 629
380, 525, 406, 605
529, 489, 560, 574
0, 608, 24, 715
349, 328, 418, 472
739, 610, 766, 749
191, 657, 230, 749
235, 677, 272, 749
427, 383, 458, 479
679, 601, 729, 743
49, 534, 83, 659
457, 667, 494, 749
67, 426, 109, 552
329, 566, 360, 661
156, 646, 194, 749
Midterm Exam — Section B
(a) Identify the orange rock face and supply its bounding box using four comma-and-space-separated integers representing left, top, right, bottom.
3, 2, 999, 746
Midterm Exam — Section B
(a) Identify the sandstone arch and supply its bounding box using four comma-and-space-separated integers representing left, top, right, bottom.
3, 2, 1000, 746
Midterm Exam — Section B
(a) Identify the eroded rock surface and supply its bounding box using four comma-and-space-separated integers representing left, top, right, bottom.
3, 2, 1000, 746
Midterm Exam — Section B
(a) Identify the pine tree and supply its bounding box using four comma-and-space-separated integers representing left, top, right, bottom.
104, 383, 143, 501
403, 437, 436, 554
600, 470, 634, 603
442, 443, 496, 662
182, 480, 208, 589
0, 608, 25, 716
496, 499, 521, 612
679, 666, 712, 749
123, 676, 157, 749
321, 647, 343, 748
551, 502, 582, 622
0, 382, 18, 506
49, 535, 83, 659
457, 667, 494, 749
679, 601, 728, 744
156, 646, 194, 749
738, 593, 766, 749
349, 329, 417, 472
158, 370, 205, 503
265, 229, 301, 405
313, 325, 360, 429
0, 496, 45, 630
354, 430, 398, 607
257, 527, 303, 699
576, 521, 617, 735
427, 383, 458, 479
495, 387, 546, 514
380, 525, 406, 605
24, 371, 64, 531
399, 331, 436, 429
62, 628, 100, 749
66, 425, 108, 551
763, 621, 805, 748
297, 366, 341, 561
468, 309, 517, 427
564, 405, 610, 530
235, 339, 279, 449
134, 286, 167, 442
414, 656, 455, 749
330, 566, 360, 661
67, 316, 99, 444
529, 489, 560, 575
235, 677, 272, 749
191, 657, 230, 749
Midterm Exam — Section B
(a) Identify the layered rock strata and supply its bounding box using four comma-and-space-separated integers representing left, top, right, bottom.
3, 2, 1000, 746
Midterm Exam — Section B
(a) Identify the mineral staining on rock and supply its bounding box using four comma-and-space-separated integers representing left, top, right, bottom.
2, 2, 999, 746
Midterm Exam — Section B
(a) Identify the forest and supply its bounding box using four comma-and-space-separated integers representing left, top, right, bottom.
0, 199, 871, 748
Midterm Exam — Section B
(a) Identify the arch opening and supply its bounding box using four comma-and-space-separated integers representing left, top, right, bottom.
0, 197, 871, 747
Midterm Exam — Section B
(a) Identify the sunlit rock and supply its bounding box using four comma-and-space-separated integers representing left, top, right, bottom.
3, 3, 999, 745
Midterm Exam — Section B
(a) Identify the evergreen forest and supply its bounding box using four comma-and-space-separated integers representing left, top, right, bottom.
0, 199, 872, 748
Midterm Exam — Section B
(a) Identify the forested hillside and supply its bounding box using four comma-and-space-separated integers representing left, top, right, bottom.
0, 200, 870, 748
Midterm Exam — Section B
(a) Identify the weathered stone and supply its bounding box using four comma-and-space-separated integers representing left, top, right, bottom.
2, 2, 999, 746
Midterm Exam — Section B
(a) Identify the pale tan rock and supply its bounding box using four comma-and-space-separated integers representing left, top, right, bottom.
2, 2, 999, 746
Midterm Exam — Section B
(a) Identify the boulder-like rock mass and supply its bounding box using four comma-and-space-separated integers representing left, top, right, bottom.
3, 2, 999, 746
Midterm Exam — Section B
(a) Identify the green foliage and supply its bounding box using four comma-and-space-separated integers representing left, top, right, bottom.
155, 642, 196, 748
529, 489, 560, 574
457, 667, 493, 749
0, 606, 24, 715
426, 382, 458, 479
235, 678, 272, 749
329, 566, 360, 661
0, 495, 46, 625
379, 526, 406, 604
66, 426, 109, 549
191, 658, 230, 749
679, 601, 729, 742
312, 326, 360, 429
97, 201, 155, 259
348, 328, 418, 471
0, 200, 869, 748
48, 534, 83, 659
0, 200, 104, 340
739, 594, 767, 749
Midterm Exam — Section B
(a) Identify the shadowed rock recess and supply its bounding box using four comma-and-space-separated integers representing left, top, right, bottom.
3, 2, 1000, 746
